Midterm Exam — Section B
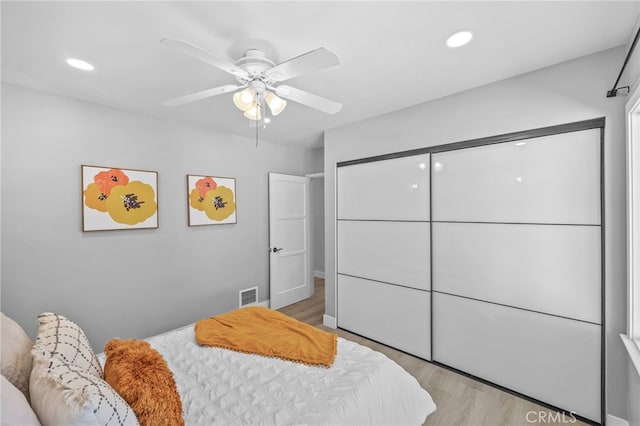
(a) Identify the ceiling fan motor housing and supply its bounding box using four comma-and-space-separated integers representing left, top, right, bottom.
235, 49, 275, 82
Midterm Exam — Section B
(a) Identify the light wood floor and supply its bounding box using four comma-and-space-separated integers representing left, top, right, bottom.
279, 278, 590, 426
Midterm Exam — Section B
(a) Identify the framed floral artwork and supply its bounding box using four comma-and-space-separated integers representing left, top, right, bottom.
82, 165, 158, 231
187, 175, 237, 226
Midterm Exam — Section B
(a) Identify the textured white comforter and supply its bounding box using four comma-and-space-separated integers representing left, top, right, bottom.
141, 324, 436, 425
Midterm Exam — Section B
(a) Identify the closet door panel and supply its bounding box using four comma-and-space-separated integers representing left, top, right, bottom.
432, 222, 601, 323
431, 129, 601, 224
432, 293, 600, 422
338, 220, 430, 290
338, 275, 431, 359
337, 154, 430, 220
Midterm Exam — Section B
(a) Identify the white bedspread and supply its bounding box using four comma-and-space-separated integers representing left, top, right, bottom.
142, 324, 436, 425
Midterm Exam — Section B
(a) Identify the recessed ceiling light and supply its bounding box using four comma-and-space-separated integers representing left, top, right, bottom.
446, 30, 473, 48
66, 58, 94, 71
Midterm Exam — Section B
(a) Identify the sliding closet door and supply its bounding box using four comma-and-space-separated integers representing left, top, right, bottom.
431, 128, 602, 422
337, 154, 431, 359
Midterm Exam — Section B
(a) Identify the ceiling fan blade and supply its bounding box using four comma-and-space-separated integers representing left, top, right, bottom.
275, 85, 342, 115
266, 47, 339, 82
160, 38, 249, 80
162, 84, 242, 107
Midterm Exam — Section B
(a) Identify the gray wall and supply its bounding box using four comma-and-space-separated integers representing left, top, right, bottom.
324, 47, 629, 419
1, 83, 310, 350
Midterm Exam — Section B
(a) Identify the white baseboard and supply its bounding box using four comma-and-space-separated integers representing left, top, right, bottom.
314, 270, 325, 279
323, 314, 336, 329
606, 414, 629, 426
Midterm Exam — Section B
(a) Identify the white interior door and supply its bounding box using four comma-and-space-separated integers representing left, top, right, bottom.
269, 173, 311, 310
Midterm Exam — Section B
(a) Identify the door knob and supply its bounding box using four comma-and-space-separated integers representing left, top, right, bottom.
271, 247, 284, 253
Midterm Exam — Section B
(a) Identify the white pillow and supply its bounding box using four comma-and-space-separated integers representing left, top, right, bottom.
33, 313, 102, 378
1, 374, 41, 425
30, 351, 138, 426
1, 312, 33, 400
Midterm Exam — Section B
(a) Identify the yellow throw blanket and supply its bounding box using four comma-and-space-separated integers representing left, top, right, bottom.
195, 307, 338, 368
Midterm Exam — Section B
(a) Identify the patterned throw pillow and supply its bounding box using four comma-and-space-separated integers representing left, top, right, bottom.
30, 350, 138, 426
33, 312, 103, 378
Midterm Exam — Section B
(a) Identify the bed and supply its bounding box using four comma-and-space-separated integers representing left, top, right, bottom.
1, 310, 436, 426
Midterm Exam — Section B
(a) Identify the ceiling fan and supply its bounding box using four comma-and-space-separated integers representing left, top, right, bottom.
161, 39, 342, 123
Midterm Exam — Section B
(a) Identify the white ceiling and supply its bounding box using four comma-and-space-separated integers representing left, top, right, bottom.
2, 1, 639, 148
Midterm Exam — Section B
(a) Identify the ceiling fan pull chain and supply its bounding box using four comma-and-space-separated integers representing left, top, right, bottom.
255, 106, 259, 148
256, 93, 265, 147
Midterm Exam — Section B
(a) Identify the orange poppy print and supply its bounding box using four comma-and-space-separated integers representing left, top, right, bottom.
187, 175, 236, 225
94, 169, 129, 195
83, 166, 158, 231
195, 177, 217, 197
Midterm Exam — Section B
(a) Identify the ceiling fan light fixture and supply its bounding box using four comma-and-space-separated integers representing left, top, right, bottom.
243, 103, 262, 121
233, 87, 256, 112
265, 91, 287, 116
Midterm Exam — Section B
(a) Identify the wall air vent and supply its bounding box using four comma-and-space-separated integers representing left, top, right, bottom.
239, 286, 258, 308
